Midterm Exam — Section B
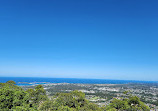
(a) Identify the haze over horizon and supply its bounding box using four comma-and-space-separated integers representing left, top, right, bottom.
0, 0, 158, 81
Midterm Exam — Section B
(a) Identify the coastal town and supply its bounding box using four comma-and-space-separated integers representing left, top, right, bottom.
22, 83, 158, 110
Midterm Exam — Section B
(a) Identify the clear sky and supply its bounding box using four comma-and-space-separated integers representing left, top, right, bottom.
0, 0, 158, 81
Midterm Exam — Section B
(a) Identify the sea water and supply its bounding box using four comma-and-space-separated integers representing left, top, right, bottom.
0, 77, 157, 86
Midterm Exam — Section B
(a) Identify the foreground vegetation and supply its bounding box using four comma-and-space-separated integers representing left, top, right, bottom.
0, 81, 150, 111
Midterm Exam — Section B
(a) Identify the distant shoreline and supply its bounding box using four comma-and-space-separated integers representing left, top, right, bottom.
0, 76, 157, 82
0, 77, 157, 86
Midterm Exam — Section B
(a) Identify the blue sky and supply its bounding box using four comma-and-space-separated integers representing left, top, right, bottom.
0, 0, 158, 81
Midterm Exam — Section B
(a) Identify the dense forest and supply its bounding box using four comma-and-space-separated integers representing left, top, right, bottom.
0, 81, 150, 111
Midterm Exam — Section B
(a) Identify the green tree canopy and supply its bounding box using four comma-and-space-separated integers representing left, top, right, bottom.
0, 81, 47, 111
105, 96, 150, 111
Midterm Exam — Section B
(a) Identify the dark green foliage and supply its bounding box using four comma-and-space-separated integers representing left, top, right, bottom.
6, 80, 16, 85
0, 81, 47, 110
38, 90, 101, 111
105, 96, 150, 111
26, 85, 48, 106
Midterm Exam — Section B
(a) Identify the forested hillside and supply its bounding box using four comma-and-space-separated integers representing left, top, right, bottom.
0, 81, 150, 111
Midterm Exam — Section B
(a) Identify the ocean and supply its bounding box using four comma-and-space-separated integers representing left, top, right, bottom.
0, 77, 157, 86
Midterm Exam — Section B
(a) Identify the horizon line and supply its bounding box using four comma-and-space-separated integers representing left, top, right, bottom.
0, 76, 158, 82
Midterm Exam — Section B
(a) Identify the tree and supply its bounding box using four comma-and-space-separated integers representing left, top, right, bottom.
105, 96, 150, 111
6, 80, 16, 85
26, 85, 48, 107
0, 81, 46, 110
39, 90, 101, 111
